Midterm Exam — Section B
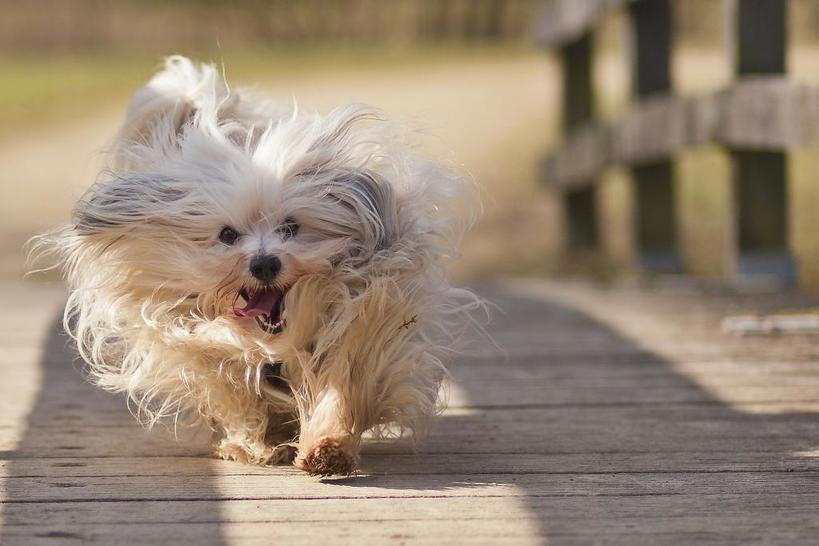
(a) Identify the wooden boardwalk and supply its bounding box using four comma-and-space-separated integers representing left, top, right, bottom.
2, 278, 819, 545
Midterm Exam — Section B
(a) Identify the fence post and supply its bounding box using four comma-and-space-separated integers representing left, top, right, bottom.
728, 0, 795, 285
628, 0, 680, 272
560, 33, 598, 251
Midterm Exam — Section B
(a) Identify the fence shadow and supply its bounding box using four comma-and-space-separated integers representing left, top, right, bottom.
346, 283, 819, 541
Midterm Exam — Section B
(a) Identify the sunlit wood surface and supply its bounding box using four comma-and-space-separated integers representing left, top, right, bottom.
2, 279, 819, 545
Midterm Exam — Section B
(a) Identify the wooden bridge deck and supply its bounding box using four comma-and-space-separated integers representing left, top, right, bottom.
2, 278, 819, 545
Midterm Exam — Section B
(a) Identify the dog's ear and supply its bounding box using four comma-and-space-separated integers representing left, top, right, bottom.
72, 174, 189, 237
330, 170, 398, 253
114, 56, 236, 152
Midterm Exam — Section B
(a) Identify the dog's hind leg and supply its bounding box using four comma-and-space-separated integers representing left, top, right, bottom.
211, 391, 298, 466
263, 410, 300, 465
214, 428, 275, 465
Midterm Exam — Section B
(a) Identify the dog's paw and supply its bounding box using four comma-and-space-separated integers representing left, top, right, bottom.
214, 438, 272, 465
214, 440, 254, 463
295, 437, 358, 476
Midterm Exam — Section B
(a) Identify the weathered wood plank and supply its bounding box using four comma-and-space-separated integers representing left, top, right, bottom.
717, 78, 819, 149
498, 279, 819, 359
613, 95, 688, 165
4, 402, 819, 459
6, 369, 819, 428
0, 519, 543, 546
6, 522, 819, 546
544, 79, 819, 189
6, 495, 819, 545
545, 125, 609, 190
3, 450, 819, 479
4, 470, 819, 504
6, 493, 819, 532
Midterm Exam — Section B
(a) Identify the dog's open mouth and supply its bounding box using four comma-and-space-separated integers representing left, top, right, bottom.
234, 287, 286, 335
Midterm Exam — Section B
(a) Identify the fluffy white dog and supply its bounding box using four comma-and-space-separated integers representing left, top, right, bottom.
34, 56, 481, 475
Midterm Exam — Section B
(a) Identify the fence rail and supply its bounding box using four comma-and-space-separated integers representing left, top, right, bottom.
547, 78, 819, 189
540, 0, 809, 284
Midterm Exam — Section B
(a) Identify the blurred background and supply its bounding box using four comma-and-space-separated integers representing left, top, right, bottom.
3, 0, 819, 289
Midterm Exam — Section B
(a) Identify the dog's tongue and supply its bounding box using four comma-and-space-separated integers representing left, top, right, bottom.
234, 287, 281, 318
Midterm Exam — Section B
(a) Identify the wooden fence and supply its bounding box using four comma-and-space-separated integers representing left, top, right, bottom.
539, 0, 818, 285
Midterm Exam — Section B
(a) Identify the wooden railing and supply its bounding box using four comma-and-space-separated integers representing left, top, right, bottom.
539, 0, 817, 284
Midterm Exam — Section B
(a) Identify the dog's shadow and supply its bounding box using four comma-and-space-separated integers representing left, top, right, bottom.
3, 284, 819, 543
0, 313, 226, 545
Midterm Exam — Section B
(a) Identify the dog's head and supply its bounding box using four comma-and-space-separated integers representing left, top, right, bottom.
65, 57, 404, 339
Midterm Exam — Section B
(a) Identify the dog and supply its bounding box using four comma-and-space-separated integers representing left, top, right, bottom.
32, 56, 481, 475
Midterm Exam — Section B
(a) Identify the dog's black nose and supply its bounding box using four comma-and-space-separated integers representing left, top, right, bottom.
249, 254, 281, 283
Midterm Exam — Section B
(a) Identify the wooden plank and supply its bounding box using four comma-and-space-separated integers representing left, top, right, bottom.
5, 402, 819, 459
5, 469, 819, 504
544, 79, 819, 189
717, 78, 819, 149
3, 519, 818, 546
4, 372, 819, 430
4, 510, 819, 546
612, 95, 687, 164
3, 449, 819, 479
545, 125, 609, 189
6, 494, 819, 546
5, 494, 819, 537
8, 494, 819, 530
7, 355, 819, 430
499, 278, 819, 350
10, 491, 819, 525
0, 518, 543, 546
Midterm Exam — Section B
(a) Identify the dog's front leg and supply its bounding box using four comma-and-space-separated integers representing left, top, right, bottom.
214, 425, 275, 465
294, 386, 360, 475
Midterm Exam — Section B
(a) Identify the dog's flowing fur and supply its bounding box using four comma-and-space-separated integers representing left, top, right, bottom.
32, 56, 481, 474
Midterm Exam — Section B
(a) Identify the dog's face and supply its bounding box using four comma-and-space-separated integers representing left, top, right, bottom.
71, 104, 398, 338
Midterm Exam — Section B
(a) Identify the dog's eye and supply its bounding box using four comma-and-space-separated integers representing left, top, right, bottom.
218, 226, 240, 245
277, 218, 299, 240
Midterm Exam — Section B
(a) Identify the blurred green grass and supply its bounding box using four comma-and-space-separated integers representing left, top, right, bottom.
0, 54, 153, 137
0, 44, 532, 142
